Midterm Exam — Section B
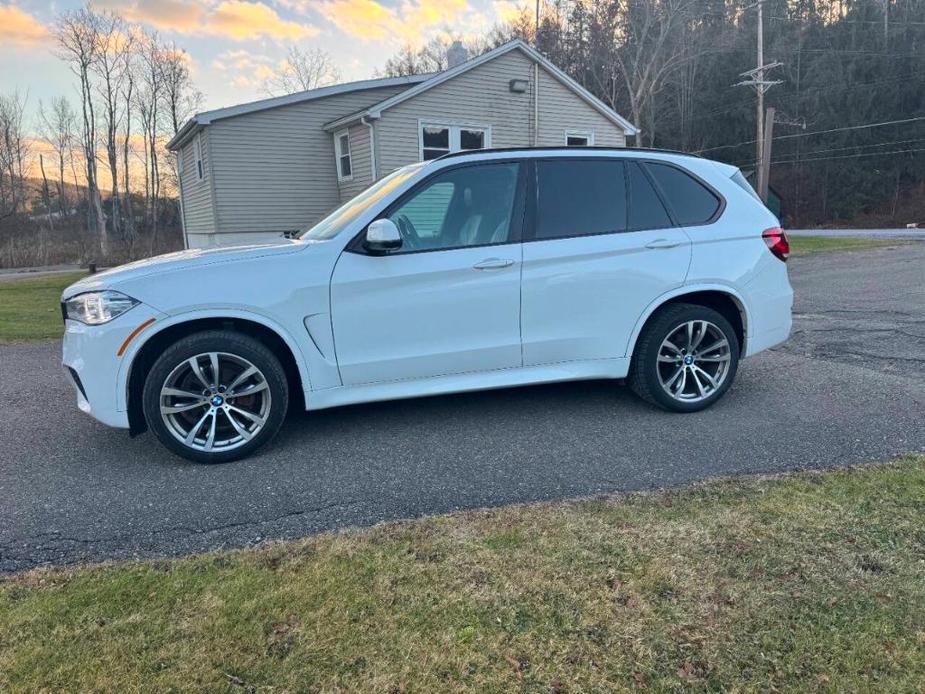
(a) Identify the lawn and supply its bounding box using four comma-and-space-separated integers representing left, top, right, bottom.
0, 272, 86, 342
2, 456, 924, 691
788, 234, 907, 256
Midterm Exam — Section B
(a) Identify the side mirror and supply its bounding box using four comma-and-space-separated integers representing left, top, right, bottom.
364, 218, 402, 254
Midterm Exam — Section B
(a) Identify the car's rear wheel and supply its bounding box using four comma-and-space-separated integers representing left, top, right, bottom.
142, 330, 289, 463
628, 303, 740, 412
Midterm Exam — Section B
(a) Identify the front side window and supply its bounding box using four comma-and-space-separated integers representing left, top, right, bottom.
645, 162, 721, 225
386, 162, 520, 252
335, 130, 352, 180
420, 123, 489, 161
535, 159, 627, 240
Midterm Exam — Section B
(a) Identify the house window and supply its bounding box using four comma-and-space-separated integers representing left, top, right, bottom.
420, 122, 490, 161
565, 130, 594, 147
334, 130, 352, 181
194, 133, 205, 180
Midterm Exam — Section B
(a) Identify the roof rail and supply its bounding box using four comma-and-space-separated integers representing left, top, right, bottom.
436, 146, 703, 161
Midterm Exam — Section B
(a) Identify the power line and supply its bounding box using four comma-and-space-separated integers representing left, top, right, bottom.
688, 72, 925, 122
769, 147, 925, 165
696, 114, 925, 153
733, 138, 925, 166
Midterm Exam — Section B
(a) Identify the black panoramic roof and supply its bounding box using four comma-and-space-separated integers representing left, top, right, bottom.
437, 146, 702, 161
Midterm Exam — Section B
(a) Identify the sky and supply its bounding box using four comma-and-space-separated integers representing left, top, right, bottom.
0, 0, 526, 115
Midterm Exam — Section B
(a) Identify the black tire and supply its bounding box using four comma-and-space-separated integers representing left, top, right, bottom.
628, 303, 740, 413
142, 330, 289, 463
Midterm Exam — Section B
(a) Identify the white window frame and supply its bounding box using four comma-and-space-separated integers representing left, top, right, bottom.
564, 130, 595, 147
418, 120, 492, 161
334, 129, 353, 182
194, 133, 205, 180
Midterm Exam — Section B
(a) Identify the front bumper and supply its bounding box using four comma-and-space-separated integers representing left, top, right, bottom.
61, 305, 163, 429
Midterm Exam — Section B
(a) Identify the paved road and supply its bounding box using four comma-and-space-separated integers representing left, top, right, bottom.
2, 245, 924, 572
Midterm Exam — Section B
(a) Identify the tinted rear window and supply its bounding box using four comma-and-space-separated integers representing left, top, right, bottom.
535, 159, 627, 239
627, 162, 673, 231
645, 162, 721, 225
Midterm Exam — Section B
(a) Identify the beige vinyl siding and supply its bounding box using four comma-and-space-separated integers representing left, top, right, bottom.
206, 84, 408, 237
376, 50, 535, 175
177, 131, 216, 235
375, 50, 627, 177
336, 122, 373, 202
536, 67, 627, 147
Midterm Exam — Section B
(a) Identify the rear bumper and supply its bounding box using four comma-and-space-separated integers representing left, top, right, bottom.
743, 266, 793, 357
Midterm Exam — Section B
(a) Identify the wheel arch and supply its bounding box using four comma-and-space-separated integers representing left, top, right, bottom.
626, 285, 749, 359
122, 311, 310, 436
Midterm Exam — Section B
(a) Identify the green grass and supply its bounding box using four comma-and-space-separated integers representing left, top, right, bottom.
789, 234, 906, 256
3, 456, 924, 692
0, 272, 86, 342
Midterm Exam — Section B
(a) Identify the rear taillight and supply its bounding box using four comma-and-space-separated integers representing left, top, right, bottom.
762, 227, 789, 262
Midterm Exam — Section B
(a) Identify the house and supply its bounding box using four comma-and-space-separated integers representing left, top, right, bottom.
167, 39, 639, 248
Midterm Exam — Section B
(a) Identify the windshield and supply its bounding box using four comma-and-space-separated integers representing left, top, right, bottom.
298, 163, 427, 240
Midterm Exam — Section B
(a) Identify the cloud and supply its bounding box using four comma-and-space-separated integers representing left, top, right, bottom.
493, 0, 528, 24
103, 0, 318, 41
207, 0, 319, 40
0, 5, 50, 46
321, 0, 473, 43
117, 0, 208, 33
212, 49, 278, 87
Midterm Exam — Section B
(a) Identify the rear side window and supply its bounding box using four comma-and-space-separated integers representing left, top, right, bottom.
645, 162, 721, 225
535, 159, 627, 239
627, 162, 672, 231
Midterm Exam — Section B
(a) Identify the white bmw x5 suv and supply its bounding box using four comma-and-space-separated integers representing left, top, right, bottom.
62, 148, 792, 463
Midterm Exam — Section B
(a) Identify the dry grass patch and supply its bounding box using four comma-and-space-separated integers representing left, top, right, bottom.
2, 456, 925, 691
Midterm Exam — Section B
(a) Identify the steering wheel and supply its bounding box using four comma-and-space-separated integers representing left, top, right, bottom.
393, 214, 422, 250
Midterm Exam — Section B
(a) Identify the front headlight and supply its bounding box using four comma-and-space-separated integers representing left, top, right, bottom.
64, 290, 139, 325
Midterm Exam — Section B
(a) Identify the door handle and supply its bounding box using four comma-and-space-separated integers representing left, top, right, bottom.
645, 238, 683, 250
473, 258, 515, 270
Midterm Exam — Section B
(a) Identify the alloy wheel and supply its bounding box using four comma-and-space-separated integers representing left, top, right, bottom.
159, 352, 271, 452
657, 320, 732, 403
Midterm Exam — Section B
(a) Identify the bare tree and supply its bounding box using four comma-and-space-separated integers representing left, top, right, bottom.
121, 31, 138, 241
261, 46, 340, 96
136, 30, 164, 244
160, 42, 201, 135
0, 91, 30, 220
92, 8, 132, 239
588, 0, 703, 144
38, 96, 78, 215
54, 5, 108, 256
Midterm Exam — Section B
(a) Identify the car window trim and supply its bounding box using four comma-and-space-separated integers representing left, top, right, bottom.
641, 159, 726, 227
347, 157, 527, 256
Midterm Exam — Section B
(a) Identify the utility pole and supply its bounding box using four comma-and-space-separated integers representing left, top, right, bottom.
759, 106, 775, 202
735, 0, 782, 200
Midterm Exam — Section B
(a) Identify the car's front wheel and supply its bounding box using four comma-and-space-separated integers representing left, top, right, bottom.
628, 303, 740, 412
142, 330, 289, 463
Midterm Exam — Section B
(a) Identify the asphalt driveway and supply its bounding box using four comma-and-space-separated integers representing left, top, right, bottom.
2, 244, 924, 572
